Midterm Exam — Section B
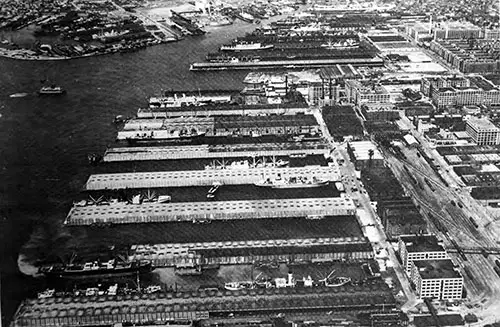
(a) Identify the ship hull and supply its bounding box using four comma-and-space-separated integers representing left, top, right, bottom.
43, 262, 153, 280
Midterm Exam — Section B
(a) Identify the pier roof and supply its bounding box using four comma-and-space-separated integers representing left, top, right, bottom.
84, 166, 340, 190
65, 197, 356, 226
103, 142, 329, 162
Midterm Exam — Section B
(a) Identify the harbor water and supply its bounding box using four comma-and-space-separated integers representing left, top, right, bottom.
0, 20, 259, 324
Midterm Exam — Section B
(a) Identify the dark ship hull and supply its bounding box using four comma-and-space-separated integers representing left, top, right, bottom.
41, 261, 153, 280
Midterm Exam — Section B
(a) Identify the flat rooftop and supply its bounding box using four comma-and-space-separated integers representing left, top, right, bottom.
467, 117, 499, 131
84, 166, 341, 189
348, 141, 383, 161
399, 234, 445, 253
65, 197, 357, 226
414, 259, 462, 279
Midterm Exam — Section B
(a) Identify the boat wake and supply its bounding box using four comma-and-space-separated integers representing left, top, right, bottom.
9, 92, 29, 98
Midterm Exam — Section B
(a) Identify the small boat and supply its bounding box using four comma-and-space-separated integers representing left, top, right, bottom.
9, 92, 28, 98
306, 214, 324, 220
224, 281, 254, 291
255, 176, 329, 189
113, 115, 128, 124
39, 85, 66, 95
207, 181, 222, 199
157, 195, 171, 203
87, 153, 102, 165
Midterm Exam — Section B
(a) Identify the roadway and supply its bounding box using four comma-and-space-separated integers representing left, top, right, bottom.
312, 107, 419, 310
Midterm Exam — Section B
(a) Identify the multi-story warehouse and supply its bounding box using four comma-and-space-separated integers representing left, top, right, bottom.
432, 21, 482, 40
398, 234, 448, 274
465, 117, 500, 145
421, 76, 500, 108
345, 80, 390, 105
410, 259, 464, 300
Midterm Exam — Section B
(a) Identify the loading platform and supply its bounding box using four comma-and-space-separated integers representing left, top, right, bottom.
103, 142, 329, 162
84, 166, 340, 190
189, 57, 385, 71
64, 197, 356, 226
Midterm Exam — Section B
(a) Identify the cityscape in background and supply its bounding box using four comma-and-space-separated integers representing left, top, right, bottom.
1, 0, 500, 327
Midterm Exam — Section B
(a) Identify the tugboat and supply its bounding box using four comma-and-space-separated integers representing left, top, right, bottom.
39, 259, 153, 280
38, 85, 66, 96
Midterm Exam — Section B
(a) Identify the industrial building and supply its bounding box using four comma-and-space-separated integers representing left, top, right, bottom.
398, 234, 448, 274
378, 199, 427, 239
345, 80, 390, 105
421, 76, 500, 108
465, 117, 500, 145
410, 259, 464, 300
346, 141, 384, 170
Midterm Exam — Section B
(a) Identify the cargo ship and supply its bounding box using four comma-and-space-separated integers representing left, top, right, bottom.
220, 42, 274, 51
40, 259, 153, 279
255, 176, 329, 188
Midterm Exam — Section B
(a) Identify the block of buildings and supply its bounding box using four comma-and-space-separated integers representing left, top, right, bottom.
410, 259, 464, 300
345, 80, 390, 105
421, 76, 500, 108
432, 21, 482, 40
465, 117, 500, 145
347, 141, 384, 170
398, 234, 448, 274
430, 39, 500, 73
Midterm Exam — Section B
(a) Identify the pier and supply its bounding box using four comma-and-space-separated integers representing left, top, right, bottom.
117, 115, 320, 140
103, 142, 329, 162
64, 197, 356, 226
12, 281, 395, 327
137, 103, 310, 118
128, 236, 373, 268
84, 166, 340, 189
190, 57, 385, 71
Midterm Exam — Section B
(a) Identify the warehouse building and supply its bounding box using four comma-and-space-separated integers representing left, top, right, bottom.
410, 259, 464, 300
398, 234, 448, 274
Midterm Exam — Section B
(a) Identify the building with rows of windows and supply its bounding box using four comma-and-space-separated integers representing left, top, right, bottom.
465, 117, 500, 145
410, 259, 464, 300
398, 234, 448, 274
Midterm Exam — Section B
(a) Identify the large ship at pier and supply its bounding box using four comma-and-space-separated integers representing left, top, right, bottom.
220, 42, 274, 52
255, 176, 329, 188
40, 259, 153, 280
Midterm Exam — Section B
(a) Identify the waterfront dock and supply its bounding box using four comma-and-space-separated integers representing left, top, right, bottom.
137, 103, 311, 118
84, 166, 340, 189
190, 57, 384, 71
12, 281, 395, 327
64, 197, 356, 226
117, 115, 320, 140
103, 142, 329, 162
128, 236, 373, 268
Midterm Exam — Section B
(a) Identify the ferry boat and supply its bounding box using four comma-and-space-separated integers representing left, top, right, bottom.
40, 259, 153, 279
220, 42, 274, 52
255, 176, 329, 189
38, 85, 66, 95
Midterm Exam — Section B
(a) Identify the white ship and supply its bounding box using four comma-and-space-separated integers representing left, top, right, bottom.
220, 42, 274, 51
